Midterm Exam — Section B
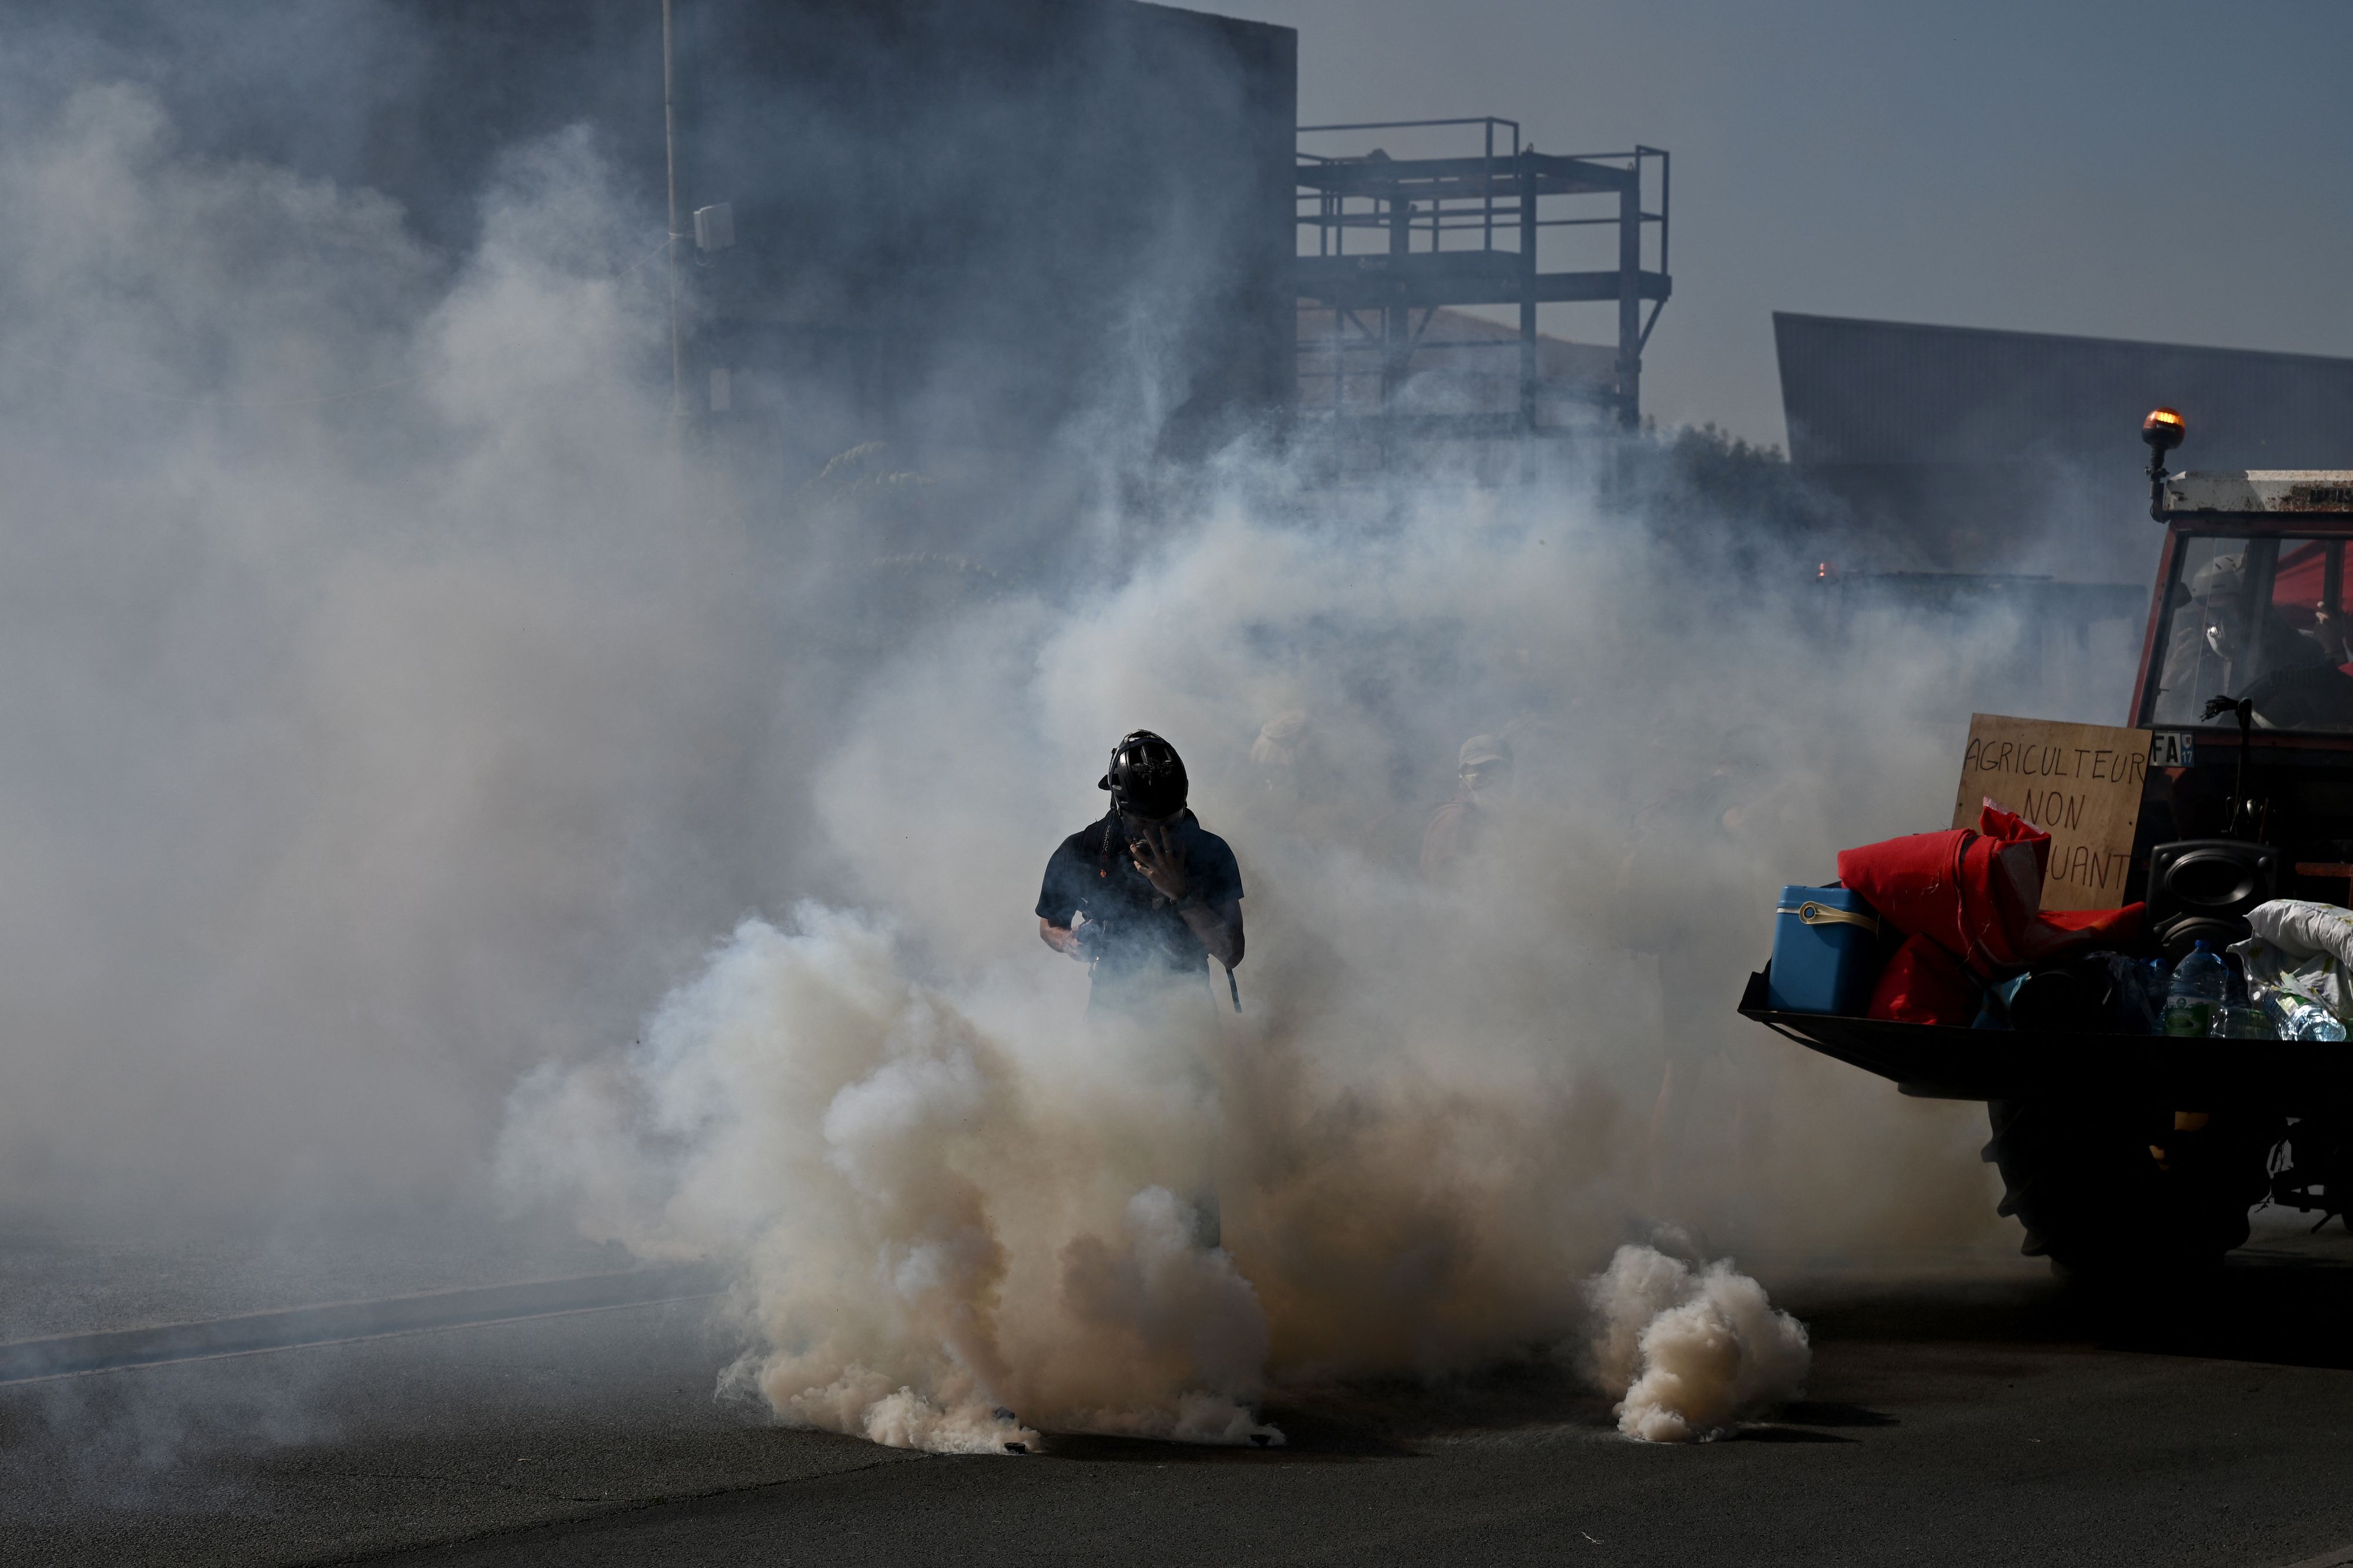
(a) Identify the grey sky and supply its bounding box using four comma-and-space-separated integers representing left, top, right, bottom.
1214, 0, 2353, 447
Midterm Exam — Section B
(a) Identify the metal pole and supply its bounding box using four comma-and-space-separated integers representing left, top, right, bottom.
1518, 153, 1537, 436
1382, 189, 1410, 408
664, 0, 686, 426
1482, 119, 1494, 252
1616, 172, 1640, 430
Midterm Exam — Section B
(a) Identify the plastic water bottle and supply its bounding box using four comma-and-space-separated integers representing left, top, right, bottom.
2211, 1000, 2279, 1039
2208, 961, 2275, 1039
2163, 942, 2227, 1038
2268, 994, 2347, 1042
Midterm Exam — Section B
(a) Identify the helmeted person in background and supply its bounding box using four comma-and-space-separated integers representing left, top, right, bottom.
1243, 708, 1354, 848
1419, 733, 1512, 883
1249, 709, 1313, 800
1038, 730, 1244, 1014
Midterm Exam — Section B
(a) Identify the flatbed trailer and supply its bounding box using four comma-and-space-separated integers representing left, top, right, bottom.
1739, 969, 2353, 1109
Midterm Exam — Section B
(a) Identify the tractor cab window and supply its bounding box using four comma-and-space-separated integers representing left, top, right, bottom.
2148, 535, 2353, 730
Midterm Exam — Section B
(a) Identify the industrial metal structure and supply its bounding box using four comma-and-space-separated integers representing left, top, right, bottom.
1294, 119, 1669, 445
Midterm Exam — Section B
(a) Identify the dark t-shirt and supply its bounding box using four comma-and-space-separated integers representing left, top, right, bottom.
1036, 810, 1244, 983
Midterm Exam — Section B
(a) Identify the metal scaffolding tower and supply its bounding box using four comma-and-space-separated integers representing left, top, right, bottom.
1295, 118, 1669, 442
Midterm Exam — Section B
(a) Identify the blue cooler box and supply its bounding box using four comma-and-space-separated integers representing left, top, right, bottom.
1767, 886, 1882, 1015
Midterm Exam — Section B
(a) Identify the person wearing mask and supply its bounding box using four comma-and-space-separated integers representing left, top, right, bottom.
1036, 730, 1244, 1251
1037, 730, 1245, 1015
2156, 553, 2333, 723
1419, 734, 1512, 883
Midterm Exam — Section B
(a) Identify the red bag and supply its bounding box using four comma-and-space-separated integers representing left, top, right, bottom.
1839, 803, 2142, 985
1867, 933, 1981, 1025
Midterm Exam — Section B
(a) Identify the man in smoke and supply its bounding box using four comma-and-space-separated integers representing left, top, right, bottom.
1037, 730, 1245, 1013
1419, 733, 1512, 883
1038, 732, 1243, 1253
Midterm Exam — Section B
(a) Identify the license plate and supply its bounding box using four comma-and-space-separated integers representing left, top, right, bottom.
2148, 730, 2197, 768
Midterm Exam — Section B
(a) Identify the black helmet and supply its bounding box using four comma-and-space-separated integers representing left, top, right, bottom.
1099, 730, 1188, 819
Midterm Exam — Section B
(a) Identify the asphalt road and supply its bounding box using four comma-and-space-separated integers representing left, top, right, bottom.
5, 1217, 2353, 1568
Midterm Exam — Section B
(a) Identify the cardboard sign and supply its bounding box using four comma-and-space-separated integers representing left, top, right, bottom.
1951, 714, 2148, 912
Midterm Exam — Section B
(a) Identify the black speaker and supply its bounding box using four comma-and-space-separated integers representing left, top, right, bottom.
2146, 839, 2278, 961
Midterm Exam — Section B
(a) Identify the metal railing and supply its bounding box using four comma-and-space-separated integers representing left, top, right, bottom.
1293, 118, 1670, 438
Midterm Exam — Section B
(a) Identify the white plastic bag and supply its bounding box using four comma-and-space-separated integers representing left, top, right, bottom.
2245, 899, 2353, 969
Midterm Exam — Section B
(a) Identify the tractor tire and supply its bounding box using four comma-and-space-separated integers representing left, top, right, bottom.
1982, 1099, 2278, 1276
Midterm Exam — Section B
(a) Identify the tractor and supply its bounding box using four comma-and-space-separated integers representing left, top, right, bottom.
1742, 410, 2353, 1272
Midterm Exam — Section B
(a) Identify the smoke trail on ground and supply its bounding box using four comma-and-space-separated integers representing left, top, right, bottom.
500, 909, 1278, 1449
1579, 1242, 1811, 1442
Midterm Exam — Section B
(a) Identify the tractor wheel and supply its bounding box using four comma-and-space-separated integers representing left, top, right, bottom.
1981, 1099, 2278, 1276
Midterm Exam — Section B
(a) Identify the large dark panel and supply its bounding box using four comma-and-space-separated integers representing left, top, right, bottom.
15, 0, 1297, 542
1776, 312, 2353, 578
675, 0, 1297, 466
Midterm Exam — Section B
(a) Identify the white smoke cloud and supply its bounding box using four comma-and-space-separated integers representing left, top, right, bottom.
0, 43, 2128, 1462
1579, 1242, 1811, 1442
499, 910, 1279, 1452
0, 76, 786, 1217
497, 438, 2070, 1448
